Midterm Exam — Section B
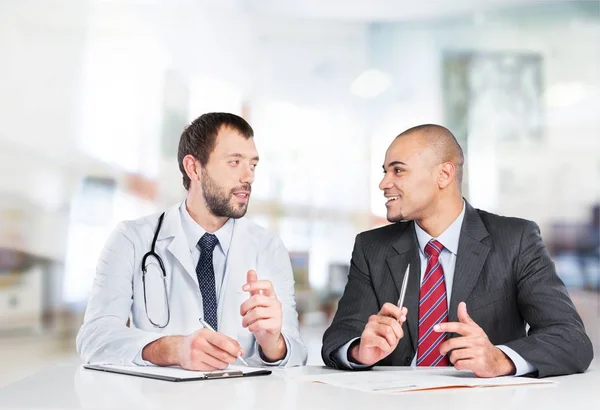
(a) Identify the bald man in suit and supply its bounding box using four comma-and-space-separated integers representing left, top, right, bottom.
322, 124, 593, 377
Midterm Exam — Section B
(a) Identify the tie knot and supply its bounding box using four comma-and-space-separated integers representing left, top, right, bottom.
424, 239, 444, 258
198, 233, 219, 252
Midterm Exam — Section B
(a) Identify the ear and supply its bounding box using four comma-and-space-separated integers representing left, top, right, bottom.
183, 154, 201, 183
438, 162, 455, 189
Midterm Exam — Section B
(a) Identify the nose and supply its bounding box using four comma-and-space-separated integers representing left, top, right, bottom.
379, 172, 392, 191
240, 165, 255, 185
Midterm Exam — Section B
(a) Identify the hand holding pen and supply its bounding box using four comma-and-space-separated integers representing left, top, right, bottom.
174, 324, 246, 371
349, 265, 410, 366
198, 318, 249, 366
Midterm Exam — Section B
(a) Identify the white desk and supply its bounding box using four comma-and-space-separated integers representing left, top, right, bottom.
0, 360, 596, 410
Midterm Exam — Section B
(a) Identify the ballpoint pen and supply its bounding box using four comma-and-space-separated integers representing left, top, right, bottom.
198, 318, 249, 366
397, 264, 410, 311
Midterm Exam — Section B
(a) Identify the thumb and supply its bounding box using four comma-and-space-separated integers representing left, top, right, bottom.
457, 302, 475, 325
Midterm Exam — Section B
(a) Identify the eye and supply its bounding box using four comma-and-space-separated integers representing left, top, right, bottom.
250, 163, 258, 170
395, 168, 404, 174
229, 160, 240, 166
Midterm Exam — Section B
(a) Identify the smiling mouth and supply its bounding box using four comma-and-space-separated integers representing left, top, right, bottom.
233, 192, 250, 200
386, 196, 399, 203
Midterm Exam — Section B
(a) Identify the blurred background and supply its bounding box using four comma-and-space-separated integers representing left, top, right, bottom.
0, 0, 598, 386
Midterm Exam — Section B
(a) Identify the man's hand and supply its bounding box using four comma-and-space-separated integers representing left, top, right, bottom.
142, 329, 244, 371
349, 303, 408, 366
240, 270, 285, 362
436, 302, 516, 378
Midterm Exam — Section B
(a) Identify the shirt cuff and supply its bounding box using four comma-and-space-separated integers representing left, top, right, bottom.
258, 334, 291, 366
496, 345, 536, 376
334, 337, 370, 369
132, 345, 156, 366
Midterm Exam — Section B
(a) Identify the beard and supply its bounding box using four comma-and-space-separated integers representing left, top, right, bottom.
201, 168, 250, 219
387, 211, 404, 223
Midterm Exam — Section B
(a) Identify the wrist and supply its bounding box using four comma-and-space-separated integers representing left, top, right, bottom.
260, 333, 286, 362
494, 347, 516, 376
142, 336, 182, 366
348, 340, 362, 364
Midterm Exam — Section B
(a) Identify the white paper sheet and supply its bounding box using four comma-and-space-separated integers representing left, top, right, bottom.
295, 369, 555, 393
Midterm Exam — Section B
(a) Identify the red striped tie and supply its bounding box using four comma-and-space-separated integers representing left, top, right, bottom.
417, 239, 450, 367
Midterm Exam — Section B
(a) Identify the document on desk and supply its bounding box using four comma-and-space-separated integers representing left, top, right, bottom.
83, 364, 272, 382
299, 369, 554, 393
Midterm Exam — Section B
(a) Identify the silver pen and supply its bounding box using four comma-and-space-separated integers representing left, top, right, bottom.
397, 264, 410, 311
198, 318, 249, 366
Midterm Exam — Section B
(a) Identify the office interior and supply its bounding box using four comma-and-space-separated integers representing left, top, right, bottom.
0, 0, 598, 387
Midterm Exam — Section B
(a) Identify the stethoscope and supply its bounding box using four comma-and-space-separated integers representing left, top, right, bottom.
141, 212, 170, 328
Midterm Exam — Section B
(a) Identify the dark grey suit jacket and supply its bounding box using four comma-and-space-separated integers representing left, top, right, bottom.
322, 202, 593, 377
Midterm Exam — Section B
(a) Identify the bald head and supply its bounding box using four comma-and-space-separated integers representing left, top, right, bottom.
395, 124, 464, 187
380, 124, 464, 224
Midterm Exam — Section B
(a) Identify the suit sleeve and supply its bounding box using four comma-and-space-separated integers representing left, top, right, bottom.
76, 222, 163, 365
321, 234, 379, 369
252, 236, 307, 367
504, 221, 594, 377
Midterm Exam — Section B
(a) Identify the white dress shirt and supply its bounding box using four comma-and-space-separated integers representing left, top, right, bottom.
179, 200, 234, 302
336, 201, 536, 375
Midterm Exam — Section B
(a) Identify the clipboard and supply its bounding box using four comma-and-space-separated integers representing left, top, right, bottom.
83, 364, 272, 382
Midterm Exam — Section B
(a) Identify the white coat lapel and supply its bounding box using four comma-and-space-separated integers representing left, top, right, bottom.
157, 203, 198, 287
217, 218, 258, 338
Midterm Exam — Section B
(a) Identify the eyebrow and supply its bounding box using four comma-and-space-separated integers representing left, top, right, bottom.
382, 160, 407, 171
227, 153, 260, 162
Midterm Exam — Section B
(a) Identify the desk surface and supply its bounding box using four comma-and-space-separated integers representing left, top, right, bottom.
0, 361, 597, 410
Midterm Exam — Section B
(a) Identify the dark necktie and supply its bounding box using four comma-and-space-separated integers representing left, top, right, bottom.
196, 233, 219, 330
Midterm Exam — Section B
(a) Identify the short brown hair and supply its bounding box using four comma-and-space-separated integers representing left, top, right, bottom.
177, 112, 254, 190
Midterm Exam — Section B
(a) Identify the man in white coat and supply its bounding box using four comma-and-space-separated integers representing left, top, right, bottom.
77, 112, 307, 370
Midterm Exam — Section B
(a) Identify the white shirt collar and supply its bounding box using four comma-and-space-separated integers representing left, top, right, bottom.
179, 200, 234, 255
414, 200, 466, 256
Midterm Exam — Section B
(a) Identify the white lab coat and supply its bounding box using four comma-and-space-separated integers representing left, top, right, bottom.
76, 202, 307, 367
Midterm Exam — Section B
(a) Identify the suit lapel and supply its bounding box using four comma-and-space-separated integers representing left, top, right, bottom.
386, 224, 421, 354
448, 202, 490, 322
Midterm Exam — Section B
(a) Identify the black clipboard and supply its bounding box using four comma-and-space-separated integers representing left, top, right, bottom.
83, 364, 272, 382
